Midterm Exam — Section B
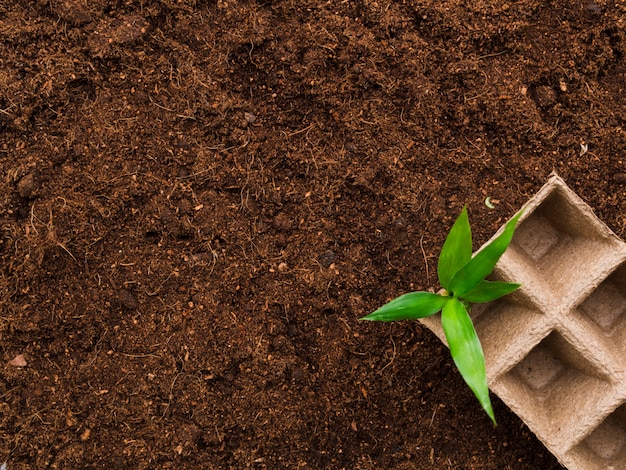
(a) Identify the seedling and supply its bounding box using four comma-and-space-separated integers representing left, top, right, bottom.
361, 207, 523, 424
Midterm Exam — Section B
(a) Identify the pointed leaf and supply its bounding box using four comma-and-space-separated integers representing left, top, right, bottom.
360, 292, 448, 322
448, 210, 523, 297
462, 280, 521, 303
441, 298, 496, 425
437, 206, 472, 290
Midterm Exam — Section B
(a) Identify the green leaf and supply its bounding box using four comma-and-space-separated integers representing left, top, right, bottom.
360, 292, 448, 322
462, 280, 521, 303
437, 206, 472, 290
448, 210, 523, 298
441, 298, 495, 425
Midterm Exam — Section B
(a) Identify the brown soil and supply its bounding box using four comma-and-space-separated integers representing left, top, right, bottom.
1, 0, 624, 468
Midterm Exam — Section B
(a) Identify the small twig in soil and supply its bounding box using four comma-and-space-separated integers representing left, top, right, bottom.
378, 336, 396, 375
284, 124, 314, 138
146, 272, 174, 296
385, 250, 397, 269
0, 104, 16, 116
419, 234, 430, 283
429, 405, 439, 428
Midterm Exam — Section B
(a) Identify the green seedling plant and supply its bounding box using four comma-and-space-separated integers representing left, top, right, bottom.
361, 207, 523, 425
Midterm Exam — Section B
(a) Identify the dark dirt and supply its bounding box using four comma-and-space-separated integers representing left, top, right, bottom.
1, 0, 625, 468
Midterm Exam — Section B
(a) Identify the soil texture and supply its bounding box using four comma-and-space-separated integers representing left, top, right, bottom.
1, 0, 625, 468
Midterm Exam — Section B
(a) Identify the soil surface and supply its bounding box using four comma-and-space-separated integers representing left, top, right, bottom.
1, 0, 625, 468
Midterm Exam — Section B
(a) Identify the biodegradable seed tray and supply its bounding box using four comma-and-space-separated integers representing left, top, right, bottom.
420, 174, 626, 470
